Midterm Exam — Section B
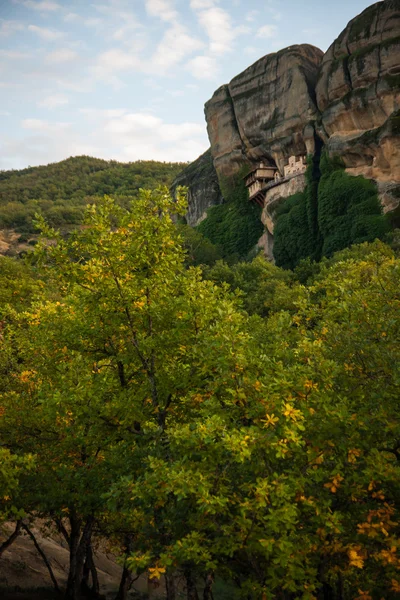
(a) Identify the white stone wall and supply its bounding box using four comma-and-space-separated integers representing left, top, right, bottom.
283, 155, 307, 177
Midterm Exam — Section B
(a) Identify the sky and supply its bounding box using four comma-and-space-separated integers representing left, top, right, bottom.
0, 0, 377, 170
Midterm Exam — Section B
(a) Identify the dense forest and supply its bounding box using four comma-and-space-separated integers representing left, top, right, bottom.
0, 187, 399, 600
0, 156, 185, 232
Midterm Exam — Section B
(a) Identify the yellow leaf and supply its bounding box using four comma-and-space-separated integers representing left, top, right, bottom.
263, 413, 279, 428
391, 579, 400, 593
148, 566, 166, 580
348, 549, 364, 569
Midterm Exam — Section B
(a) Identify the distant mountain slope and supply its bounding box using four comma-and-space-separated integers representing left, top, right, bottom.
0, 155, 187, 233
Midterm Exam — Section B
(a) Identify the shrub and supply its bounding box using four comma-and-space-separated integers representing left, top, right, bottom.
197, 172, 263, 260
274, 152, 390, 267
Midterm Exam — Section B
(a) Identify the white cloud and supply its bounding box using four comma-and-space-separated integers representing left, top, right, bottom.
28, 24, 64, 40
1, 112, 208, 168
21, 118, 71, 133
38, 94, 69, 109
0, 111, 11, 116
144, 78, 163, 90
79, 108, 128, 119
104, 112, 161, 135
94, 23, 202, 79
167, 90, 184, 97
83, 4, 144, 44
186, 55, 218, 80
45, 48, 79, 64
0, 20, 24, 36
19, 1, 61, 10
94, 48, 141, 74
190, 0, 216, 9
256, 25, 278, 39
101, 111, 206, 161
190, 2, 247, 56
145, 0, 178, 23
267, 3, 281, 21
244, 46, 258, 56
196, 7, 235, 55
85, 17, 104, 27
63, 12, 79, 22
152, 24, 203, 69
245, 10, 259, 22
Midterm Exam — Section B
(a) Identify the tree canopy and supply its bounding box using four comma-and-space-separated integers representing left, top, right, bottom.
0, 188, 399, 600
0, 155, 186, 232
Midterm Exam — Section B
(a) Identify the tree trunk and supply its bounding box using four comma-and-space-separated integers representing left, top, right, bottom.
185, 569, 199, 600
115, 566, 133, 600
337, 573, 344, 600
81, 542, 100, 598
65, 515, 94, 600
166, 573, 176, 600
203, 572, 214, 600
115, 536, 136, 600
0, 520, 21, 557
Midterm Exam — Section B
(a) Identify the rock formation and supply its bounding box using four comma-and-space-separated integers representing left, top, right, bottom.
171, 148, 223, 226
172, 0, 400, 244
316, 0, 400, 188
261, 174, 307, 235
204, 44, 323, 180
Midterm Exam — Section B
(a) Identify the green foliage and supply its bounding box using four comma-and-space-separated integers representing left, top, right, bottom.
197, 173, 264, 260
203, 254, 298, 317
272, 191, 314, 270
178, 224, 222, 266
0, 255, 42, 317
1, 185, 400, 600
0, 155, 185, 232
274, 153, 390, 269
318, 157, 389, 256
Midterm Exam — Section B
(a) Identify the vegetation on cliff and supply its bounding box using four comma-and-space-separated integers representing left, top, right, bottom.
273, 153, 390, 269
197, 173, 264, 261
0, 189, 399, 600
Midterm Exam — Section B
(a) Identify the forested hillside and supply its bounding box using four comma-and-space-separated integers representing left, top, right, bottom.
0, 156, 186, 232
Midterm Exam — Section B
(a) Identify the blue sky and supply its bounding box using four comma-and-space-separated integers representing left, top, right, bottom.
0, 0, 377, 169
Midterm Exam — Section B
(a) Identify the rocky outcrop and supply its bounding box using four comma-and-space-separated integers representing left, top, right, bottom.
175, 1, 400, 243
171, 149, 223, 226
261, 174, 307, 235
205, 44, 323, 181
316, 0, 400, 183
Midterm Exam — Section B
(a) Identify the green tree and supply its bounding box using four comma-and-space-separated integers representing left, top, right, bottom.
197, 173, 263, 260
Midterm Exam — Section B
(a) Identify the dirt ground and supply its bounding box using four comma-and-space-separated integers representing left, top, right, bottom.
0, 522, 160, 599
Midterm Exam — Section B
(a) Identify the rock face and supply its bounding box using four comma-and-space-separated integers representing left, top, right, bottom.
316, 0, 400, 184
205, 44, 324, 181
175, 1, 400, 247
171, 149, 223, 226
261, 174, 307, 235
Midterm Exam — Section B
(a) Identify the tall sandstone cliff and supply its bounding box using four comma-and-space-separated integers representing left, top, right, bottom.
316, 0, 400, 200
175, 0, 400, 231
204, 44, 323, 180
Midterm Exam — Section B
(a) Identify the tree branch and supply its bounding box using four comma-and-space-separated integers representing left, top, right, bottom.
0, 520, 22, 558
21, 522, 60, 593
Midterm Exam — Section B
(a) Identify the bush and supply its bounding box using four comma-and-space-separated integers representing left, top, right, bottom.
274, 152, 390, 267
197, 172, 263, 260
